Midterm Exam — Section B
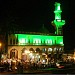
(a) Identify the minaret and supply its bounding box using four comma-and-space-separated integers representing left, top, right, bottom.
51, 2, 65, 35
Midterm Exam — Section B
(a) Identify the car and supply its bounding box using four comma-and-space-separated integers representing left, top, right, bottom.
56, 61, 72, 69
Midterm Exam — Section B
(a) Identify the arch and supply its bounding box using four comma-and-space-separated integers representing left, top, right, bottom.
21, 48, 27, 53
29, 48, 34, 52
48, 48, 52, 52
10, 49, 18, 59
42, 48, 47, 53
36, 48, 40, 53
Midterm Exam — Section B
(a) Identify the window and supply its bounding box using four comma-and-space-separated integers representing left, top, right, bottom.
19, 38, 25, 44
59, 48, 62, 51
54, 48, 57, 51
45, 39, 52, 45
16, 39, 18, 44
33, 39, 41, 45
10, 38, 12, 45
42, 48, 46, 53
13, 39, 15, 45
59, 48, 63, 52
48, 48, 52, 52
25, 39, 28, 43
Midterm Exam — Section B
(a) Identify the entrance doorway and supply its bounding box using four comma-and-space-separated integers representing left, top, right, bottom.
10, 49, 18, 59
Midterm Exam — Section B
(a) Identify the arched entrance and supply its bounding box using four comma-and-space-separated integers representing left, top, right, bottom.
21, 48, 27, 61
10, 49, 18, 59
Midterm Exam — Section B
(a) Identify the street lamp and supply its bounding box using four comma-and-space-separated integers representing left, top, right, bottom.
0, 43, 2, 62
0, 43, 2, 47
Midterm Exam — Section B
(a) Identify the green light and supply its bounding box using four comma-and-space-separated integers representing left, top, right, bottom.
15, 34, 64, 46
19, 38, 25, 43
55, 2, 61, 11
54, 20, 65, 27
58, 6, 60, 10
33, 39, 41, 45
45, 39, 52, 45
54, 2, 62, 20
52, 2, 65, 35
57, 19, 61, 22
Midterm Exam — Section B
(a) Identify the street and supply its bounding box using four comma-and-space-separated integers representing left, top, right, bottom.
0, 67, 75, 74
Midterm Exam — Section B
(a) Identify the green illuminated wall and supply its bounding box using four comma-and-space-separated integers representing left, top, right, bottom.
15, 34, 64, 46
12, 2, 65, 46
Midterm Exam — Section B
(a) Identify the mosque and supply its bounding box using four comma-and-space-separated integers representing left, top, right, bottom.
7, 2, 65, 64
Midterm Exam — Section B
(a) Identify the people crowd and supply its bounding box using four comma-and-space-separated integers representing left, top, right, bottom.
0, 58, 75, 73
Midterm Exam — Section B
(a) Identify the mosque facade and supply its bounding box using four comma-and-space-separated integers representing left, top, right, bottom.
7, 2, 65, 64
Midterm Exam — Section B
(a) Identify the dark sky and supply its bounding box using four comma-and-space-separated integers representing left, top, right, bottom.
0, 0, 75, 50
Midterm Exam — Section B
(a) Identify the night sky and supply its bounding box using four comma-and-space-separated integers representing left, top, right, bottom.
0, 0, 75, 51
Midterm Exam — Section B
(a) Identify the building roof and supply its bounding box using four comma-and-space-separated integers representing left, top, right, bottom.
38, 24, 50, 34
